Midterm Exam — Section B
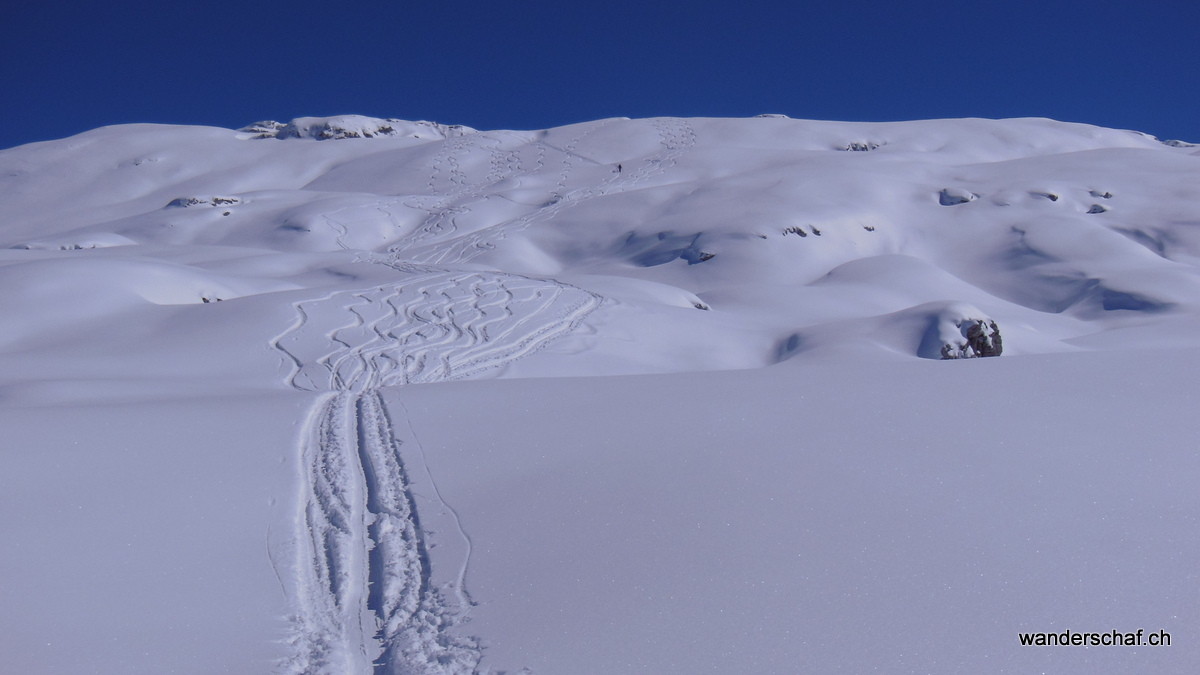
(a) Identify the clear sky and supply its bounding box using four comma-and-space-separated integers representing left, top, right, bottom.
3, 0, 1198, 150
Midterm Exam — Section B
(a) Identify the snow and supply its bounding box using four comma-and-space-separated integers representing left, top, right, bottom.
1, 114, 1198, 673
399, 351, 1200, 673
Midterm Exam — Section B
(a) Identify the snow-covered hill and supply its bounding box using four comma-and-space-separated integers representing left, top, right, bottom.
2, 115, 1198, 674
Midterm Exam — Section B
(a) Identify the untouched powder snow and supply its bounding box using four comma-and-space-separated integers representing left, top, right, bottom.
1, 114, 1199, 674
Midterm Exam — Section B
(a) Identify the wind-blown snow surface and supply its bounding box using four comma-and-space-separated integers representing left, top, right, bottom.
2, 114, 1199, 673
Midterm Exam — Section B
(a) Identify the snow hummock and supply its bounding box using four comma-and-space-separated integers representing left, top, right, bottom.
2, 114, 1200, 674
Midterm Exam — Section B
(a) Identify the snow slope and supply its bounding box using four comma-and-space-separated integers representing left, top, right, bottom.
1, 115, 1198, 674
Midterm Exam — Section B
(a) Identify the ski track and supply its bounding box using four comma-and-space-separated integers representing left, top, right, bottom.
274, 269, 602, 674
388, 118, 700, 267
397, 134, 506, 252
269, 120, 693, 672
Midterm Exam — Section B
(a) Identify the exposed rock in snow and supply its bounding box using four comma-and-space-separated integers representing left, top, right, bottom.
166, 195, 243, 208
239, 120, 287, 138
840, 140, 883, 151
10, 232, 137, 251
936, 312, 1004, 359
240, 115, 474, 141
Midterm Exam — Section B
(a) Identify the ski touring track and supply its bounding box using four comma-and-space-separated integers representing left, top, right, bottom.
392, 117, 698, 267
397, 133, 517, 253
270, 118, 693, 672
272, 265, 602, 674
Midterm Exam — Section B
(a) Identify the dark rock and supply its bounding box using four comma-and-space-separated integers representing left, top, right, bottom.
241, 116, 474, 141
167, 195, 242, 209
941, 319, 1003, 359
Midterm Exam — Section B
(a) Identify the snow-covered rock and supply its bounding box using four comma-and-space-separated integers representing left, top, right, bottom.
166, 195, 243, 208
241, 114, 474, 141
10, 232, 137, 251
938, 316, 1003, 359
840, 140, 883, 151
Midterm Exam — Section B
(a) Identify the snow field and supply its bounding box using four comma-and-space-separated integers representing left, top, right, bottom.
2, 113, 1199, 673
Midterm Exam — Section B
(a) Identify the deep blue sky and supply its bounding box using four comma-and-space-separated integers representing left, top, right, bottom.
3, 0, 1198, 150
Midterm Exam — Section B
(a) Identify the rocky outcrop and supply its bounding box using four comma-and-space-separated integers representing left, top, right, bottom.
840, 141, 882, 151
909, 303, 1005, 360
240, 115, 474, 141
166, 195, 242, 208
239, 120, 287, 138
940, 317, 1003, 359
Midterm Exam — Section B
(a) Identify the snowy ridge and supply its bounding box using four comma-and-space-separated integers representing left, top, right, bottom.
242, 115, 475, 141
